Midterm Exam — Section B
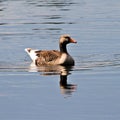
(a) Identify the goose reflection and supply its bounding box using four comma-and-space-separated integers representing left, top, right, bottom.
59, 69, 77, 98
28, 63, 77, 97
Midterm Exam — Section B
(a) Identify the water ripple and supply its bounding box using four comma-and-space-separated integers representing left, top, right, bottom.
0, 53, 120, 73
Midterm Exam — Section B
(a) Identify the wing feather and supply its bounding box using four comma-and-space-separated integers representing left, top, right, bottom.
35, 50, 61, 65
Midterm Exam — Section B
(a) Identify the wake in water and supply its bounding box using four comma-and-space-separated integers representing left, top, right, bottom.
74, 53, 120, 71
0, 53, 120, 72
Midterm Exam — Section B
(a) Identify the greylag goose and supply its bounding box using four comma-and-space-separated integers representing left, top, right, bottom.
25, 34, 77, 66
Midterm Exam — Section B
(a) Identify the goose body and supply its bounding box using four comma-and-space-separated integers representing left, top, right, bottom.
25, 34, 77, 66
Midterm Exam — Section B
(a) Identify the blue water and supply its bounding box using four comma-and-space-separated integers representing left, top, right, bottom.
0, 0, 120, 120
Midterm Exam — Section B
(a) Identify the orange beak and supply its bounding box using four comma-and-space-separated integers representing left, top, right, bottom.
70, 38, 77, 43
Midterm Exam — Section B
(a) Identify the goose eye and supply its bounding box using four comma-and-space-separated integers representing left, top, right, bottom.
65, 37, 70, 42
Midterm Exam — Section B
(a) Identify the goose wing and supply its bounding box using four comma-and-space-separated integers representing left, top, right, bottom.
35, 50, 61, 65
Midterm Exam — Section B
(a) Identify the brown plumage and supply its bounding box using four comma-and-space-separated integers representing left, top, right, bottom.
25, 34, 77, 66
35, 50, 61, 65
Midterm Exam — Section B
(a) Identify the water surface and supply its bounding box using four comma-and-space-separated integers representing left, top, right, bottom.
0, 0, 120, 120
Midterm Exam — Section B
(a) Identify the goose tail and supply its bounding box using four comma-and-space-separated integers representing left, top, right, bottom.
25, 48, 38, 62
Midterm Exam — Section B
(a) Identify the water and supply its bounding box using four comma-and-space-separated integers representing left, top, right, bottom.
0, 0, 120, 120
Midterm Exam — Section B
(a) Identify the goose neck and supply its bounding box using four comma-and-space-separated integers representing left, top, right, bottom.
60, 43, 68, 53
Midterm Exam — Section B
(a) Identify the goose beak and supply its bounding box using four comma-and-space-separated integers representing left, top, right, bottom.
70, 38, 77, 43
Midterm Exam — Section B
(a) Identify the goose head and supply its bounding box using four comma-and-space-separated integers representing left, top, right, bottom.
59, 34, 77, 53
